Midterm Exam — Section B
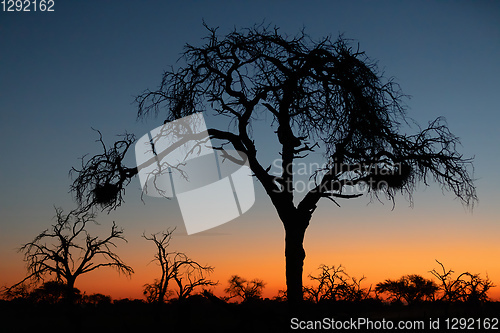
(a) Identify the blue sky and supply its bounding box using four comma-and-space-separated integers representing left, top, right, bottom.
1, 1, 499, 299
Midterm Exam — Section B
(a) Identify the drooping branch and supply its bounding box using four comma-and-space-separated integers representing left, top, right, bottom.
70, 130, 138, 213
298, 117, 476, 215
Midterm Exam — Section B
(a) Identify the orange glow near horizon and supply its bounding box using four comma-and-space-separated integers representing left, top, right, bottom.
3, 213, 499, 302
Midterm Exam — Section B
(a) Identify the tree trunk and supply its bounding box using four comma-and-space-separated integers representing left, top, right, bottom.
158, 281, 167, 303
284, 222, 307, 304
157, 269, 168, 303
66, 276, 77, 304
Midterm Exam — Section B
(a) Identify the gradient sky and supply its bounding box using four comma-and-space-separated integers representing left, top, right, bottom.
1, 1, 499, 301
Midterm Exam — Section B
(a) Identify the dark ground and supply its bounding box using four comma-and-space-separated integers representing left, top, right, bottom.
1, 298, 499, 332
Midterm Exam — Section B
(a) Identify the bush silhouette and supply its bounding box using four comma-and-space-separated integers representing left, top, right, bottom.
375, 274, 438, 304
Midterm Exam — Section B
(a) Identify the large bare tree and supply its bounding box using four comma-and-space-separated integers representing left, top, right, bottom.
71, 25, 476, 304
6, 208, 134, 302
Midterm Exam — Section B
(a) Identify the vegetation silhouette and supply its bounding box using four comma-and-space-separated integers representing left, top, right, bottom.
81, 292, 112, 306
303, 264, 371, 303
430, 260, 495, 303
1, 259, 499, 332
3, 207, 133, 303
69, 23, 477, 305
375, 274, 438, 304
3, 280, 81, 304
142, 227, 217, 303
224, 275, 266, 302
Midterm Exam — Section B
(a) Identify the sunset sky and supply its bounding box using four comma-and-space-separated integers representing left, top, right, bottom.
1, 1, 499, 301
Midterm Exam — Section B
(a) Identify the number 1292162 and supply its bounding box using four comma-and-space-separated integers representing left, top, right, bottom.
2, 0, 54, 12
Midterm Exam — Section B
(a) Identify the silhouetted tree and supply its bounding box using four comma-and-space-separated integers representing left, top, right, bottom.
143, 228, 216, 303
224, 275, 266, 302
1, 280, 81, 304
375, 274, 438, 304
273, 289, 288, 302
82, 292, 112, 306
430, 260, 494, 303
5, 208, 133, 303
30, 280, 82, 304
71, 24, 477, 303
143, 280, 167, 303
304, 264, 371, 302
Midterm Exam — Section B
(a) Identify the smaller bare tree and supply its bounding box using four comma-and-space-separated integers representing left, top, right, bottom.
143, 228, 216, 303
304, 264, 371, 303
224, 275, 266, 302
430, 260, 494, 303
3, 208, 134, 303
